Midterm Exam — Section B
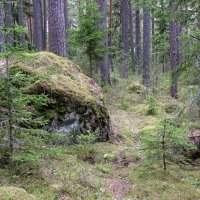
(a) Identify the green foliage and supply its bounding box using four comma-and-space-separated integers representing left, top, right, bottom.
76, 132, 97, 161
128, 82, 146, 94
146, 94, 162, 115
69, 1, 104, 66
118, 99, 130, 110
139, 118, 195, 170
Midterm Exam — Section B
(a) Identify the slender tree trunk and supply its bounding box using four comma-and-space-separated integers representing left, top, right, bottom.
5, 58, 13, 160
48, 0, 67, 57
169, 3, 180, 98
120, 0, 129, 78
108, 0, 113, 72
27, 0, 33, 45
5, 0, 14, 47
89, 53, 93, 78
129, 0, 135, 71
162, 120, 167, 170
64, 0, 69, 57
18, 0, 26, 49
96, 0, 111, 84
0, 3, 4, 52
135, 9, 142, 73
43, 0, 48, 50
142, 5, 151, 87
33, 0, 44, 51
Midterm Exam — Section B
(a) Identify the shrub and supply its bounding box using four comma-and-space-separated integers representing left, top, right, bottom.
76, 132, 97, 163
146, 94, 162, 115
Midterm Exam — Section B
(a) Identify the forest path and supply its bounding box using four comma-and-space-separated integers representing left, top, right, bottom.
104, 80, 159, 198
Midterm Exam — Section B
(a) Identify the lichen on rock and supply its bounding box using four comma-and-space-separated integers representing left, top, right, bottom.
11, 52, 111, 141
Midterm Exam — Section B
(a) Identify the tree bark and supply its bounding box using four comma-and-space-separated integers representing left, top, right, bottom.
96, 0, 111, 84
169, 3, 180, 98
135, 9, 142, 73
5, 0, 14, 47
142, 5, 151, 87
18, 0, 26, 49
120, 0, 129, 78
108, 0, 114, 72
43, 0, 48, 50
129, 0, 135, 71
0, 3, 4, 52
48, 0, 67, 57
33, 0, 44, 51
64, 0, 69, 57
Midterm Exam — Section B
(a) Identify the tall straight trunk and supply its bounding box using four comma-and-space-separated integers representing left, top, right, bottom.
108, 0, 113, 72
64, 0, 69, 57
169, 4, 180, 98
120, 0, 129, 78
142, 6, 151, 87
43, 0, 47, 50
96, 0, 111, 84
0, 3, 4, 52
33, 0, 43, 51
108, 0, 112, 48
18, 0, 26, 49
135, 9, 142, 73
5, 58, 13, 160
5, 0, 14, 47
27, 0, 33, 44
48, 0, 67, 57
129, 0, 135, 71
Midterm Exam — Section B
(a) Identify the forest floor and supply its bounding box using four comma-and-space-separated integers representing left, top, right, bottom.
1, 77, 200, 200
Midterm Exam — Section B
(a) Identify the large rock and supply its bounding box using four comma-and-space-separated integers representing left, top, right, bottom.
11, 52, 110, 141
0, 187, 36, 200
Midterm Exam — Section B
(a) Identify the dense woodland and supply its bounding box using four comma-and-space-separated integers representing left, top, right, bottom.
0, 0, 200, 199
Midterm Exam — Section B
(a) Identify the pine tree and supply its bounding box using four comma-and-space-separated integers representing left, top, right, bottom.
33, 0, 44, 51
169, 3, 180, 98
135, 8, 142, 73
0, 2, 4, 52
142, 4, 151, 87
129, 0, 135, 71
120, 0, 129, 78
17, 0, 26, 49
48, 0, 67, 57
95, 0, 111, 84
4, 0, 14, 47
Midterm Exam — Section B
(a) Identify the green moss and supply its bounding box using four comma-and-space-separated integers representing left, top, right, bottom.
10, 52, 110, 139
0, 187, 36, 200
128, 83, 146, 94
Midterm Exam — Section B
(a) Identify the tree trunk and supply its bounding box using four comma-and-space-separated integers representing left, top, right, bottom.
43, 0, 48, 50
5, 58, 13, 160
169, 3, 180, 98
17, 0, 26, 49
95, 0, 111, 84
27, 0, 33, 45
89, 53, 93, 78
120, 0, 129, 78
33, 0, 44, 51
5, 0, 14, 47
135, 9, 142, 73
48, 0, 67, 57
142, 6, 151, 87
108, 0, 113, 72
0, 3, 4, 52
129, 0, 135, 72
64, 0, 69, 57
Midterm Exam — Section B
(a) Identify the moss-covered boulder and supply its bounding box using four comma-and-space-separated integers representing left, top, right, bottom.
128, 83, 146, 94
0, 187, 36, 200
11, 52, 110, 141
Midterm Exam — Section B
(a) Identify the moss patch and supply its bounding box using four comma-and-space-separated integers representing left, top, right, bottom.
0, 187, 36, 200
11, 52, 110, 140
